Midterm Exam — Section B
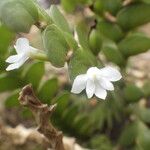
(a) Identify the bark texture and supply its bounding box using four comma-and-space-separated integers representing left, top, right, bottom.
18, 84, 65, 150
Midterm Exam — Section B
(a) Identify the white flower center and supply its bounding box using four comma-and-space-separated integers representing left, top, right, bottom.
92, 73, 98, 81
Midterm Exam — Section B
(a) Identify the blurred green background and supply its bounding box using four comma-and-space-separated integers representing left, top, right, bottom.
0, 0, 150, 150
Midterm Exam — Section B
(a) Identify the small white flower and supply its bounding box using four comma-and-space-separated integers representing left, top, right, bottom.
6, 38, 37, 71
71, 66, 122, 100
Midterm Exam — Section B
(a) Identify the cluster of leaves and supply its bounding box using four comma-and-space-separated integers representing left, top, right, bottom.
0, 0, 150, 149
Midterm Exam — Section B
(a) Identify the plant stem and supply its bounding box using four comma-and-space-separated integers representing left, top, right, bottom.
30, 50, 49, 61
34, 1, 53, 28
19, 84, 65, 150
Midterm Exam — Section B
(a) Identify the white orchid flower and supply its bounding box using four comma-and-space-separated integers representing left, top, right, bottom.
6, 38, 38, 71
71, 66, 122, 100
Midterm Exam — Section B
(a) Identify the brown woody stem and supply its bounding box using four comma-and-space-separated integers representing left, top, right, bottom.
104, 12, 116, 23
18, 84, 65, 150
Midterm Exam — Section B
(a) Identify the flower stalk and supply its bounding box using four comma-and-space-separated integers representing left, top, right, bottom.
29, 50, 48, 61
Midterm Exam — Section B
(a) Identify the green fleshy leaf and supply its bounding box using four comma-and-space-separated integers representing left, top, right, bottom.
43, 24, 69, 67
0, 25, 15, 56
61, 0, 77, 12
123, 83, 144, 102
90, 135, 112, 150
69, 48, 97, 81
49, 5, 71, 33
76, 20, 91, 50
0, 73, 23, 92
63, 31, 78, 51
137, 123, 150, 150
119, 121, 139, 146
23, 61, 45, 89
142, 81, 150, 97
5, 90, 20, 108
38, 78, 58, 104
97, 20, 124, 42
102, 39, 125, 66
54, 91, 70, 114
62, 104, 79, 126
117, 3, 150, 30
73, 114, 92, 136
0, 0, 38, 33
89, 29, 102, 55
118, 33, 150, 57
136, 107, 150, 124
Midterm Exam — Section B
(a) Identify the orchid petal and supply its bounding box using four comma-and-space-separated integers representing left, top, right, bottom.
98, 78, 114, 91
5, 54, 22, 63
95, 83, 107, 100
86, 67, 101, 79
15, 38, 30, 54
6, 55, 28, 71
6, 63, 21, 71
100, 66, 122, 81
86, 79, 95, 98
71, 74, 87, 94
